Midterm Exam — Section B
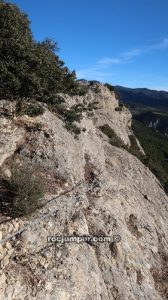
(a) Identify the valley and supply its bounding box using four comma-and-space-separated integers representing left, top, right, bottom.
115, 85, 168, 192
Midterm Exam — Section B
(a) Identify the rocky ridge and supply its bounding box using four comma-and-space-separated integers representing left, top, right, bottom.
0, 83, 167, 300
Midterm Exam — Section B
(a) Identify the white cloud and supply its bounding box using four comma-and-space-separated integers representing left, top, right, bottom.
97, 57, 121, 65
76, 38, 168, 81
121, 48, 143, 60
151, 38, 168, 50
97, 38, 168, 66
76, 67, 113, 82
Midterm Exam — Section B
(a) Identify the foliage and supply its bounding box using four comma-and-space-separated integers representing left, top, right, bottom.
87, 102, 99, 111
89, 80, 100, 86
49, 101, 98, 136
132, 119, 168, 192
128, 134, 144, 161
100, 124, 145, 161
99, 124, 125, 148
48, 103, 82, 136
62, 106, 82, 123
115, 107, 122, 112
105, 83, 120, 99
65, 122, 81, 137
116, 86, 168, 110
94, 85, 101, 94
0, 1, 78, 100
115, 104, 124, 111
77, 85, 89, 96
52, 103, 82, 122
22, 121, 43, 133
16, 100, 44, 117
134, 111, 168, 136
104, 83, 115, 91
47, 95, 66, 106
9, 161, 44, 217
23, 104, 44, 117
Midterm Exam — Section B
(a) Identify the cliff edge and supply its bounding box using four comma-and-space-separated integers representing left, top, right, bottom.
0, 83, 167, 300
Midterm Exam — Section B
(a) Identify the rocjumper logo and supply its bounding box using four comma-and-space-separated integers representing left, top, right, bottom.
47, 234, 121, 244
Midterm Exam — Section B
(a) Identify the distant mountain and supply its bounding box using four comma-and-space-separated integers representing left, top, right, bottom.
134, 111, 168, 137
115, 85, 168, 110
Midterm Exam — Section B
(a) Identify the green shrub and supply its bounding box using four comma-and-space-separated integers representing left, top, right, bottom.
49, 103, 83, 136
33, 122, 43, 131
9, 162, 44, 217
109, 134, 125, 148
99, 124, 125, 148
89, 80, 100, 86
114, 107, 120, 112
63, 108, 82, 123
23, 103, 44, 117
114, 90, 120, 100
115, 104, 124, 112
100, 124, 146, 163
47, 95, 66, 106
75, 85, 89, 96
65, 122, 81, 137
74, 103, 87, 113
87, 102, 98, 111
16, 100, 44, 117
128, 134, 144, 160
104, 83, 120, 100
49, 100, 98, 136
94, 86, 100, 94
104, 83, 115, 92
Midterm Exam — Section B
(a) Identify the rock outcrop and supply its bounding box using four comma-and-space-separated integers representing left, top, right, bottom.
0, 83, 167, 300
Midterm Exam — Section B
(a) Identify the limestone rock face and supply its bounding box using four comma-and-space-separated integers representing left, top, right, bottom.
72, 84, 132, 146
0, 102, 25, 167
0, 85, 167, 300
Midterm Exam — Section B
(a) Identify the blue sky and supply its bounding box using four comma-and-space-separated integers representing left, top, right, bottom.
9, 0, 168, 90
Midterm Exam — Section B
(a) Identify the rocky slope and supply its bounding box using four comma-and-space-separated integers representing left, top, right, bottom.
0, 83, 168, 300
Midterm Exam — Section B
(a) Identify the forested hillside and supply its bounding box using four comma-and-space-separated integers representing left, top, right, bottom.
132, 119, 168, 193
115, 85, 168, 110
